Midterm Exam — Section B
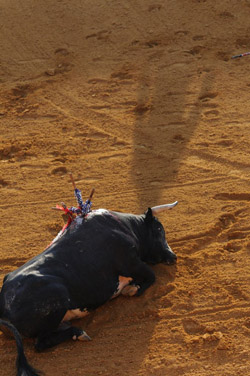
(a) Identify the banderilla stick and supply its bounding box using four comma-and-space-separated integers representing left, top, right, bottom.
232, 51, 250, 59
88, 188, 95, 201
51, 202, 68, 211
69, 172, 77, 190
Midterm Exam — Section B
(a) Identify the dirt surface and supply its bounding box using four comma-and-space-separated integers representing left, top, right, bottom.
0, 0, 250, 375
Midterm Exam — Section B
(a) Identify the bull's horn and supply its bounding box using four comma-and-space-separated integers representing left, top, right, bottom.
151, 201, 178, 215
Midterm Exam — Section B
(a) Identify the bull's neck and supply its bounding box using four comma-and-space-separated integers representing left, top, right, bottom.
112, 212, 149, 257
131, 215, 151, 259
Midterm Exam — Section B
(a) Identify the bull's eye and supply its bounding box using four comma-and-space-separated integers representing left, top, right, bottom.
158, 227, 161, 231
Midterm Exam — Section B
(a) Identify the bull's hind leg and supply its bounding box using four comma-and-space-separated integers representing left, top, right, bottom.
35, 322, 91, 351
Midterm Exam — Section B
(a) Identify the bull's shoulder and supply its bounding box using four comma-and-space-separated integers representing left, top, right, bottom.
86, 209, 109, 217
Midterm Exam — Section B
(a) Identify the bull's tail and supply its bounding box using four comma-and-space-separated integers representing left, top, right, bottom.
0, 319, 40, 376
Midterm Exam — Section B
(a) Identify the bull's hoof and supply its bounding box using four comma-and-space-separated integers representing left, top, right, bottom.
73, 330, 91, 341
121, 284, 139, 296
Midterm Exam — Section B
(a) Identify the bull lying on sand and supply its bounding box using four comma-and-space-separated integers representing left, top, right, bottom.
0, 202, 178, 376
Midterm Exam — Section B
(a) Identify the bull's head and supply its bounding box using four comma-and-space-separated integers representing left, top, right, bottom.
144, 202, 178, 265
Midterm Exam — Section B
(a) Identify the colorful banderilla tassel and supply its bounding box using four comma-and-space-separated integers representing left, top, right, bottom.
69, 173, 94, 216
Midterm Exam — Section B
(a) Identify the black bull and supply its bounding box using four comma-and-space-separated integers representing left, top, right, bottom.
0, 207, 177, 376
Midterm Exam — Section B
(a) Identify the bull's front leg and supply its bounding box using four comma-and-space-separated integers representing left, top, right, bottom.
122, 262, 156, 297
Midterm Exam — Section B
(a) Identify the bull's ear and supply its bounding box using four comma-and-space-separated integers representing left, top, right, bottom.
145, 208, 153, 223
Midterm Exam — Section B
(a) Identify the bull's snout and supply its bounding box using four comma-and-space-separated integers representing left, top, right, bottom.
164, 246, 177, 265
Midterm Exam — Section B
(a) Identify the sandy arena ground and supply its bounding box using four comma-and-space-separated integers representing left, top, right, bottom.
0, 1, 249, 375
